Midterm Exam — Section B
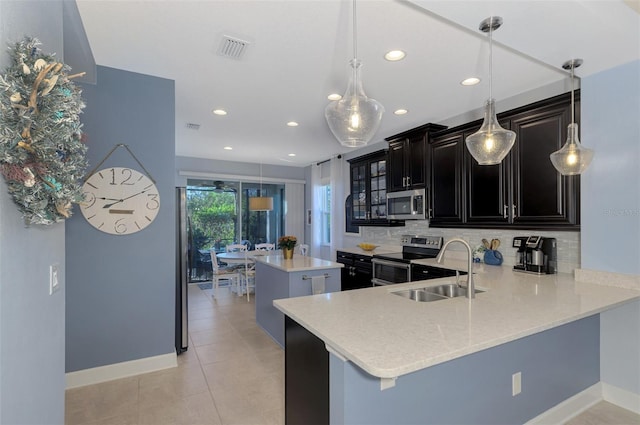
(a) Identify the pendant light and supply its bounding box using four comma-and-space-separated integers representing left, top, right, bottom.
465, 16, 516, 165
325, 0, 384, 147
550, 59, 594, 175
249, 163, 273, 211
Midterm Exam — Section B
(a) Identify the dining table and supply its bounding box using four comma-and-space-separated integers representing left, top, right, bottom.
217, 249, 279, 264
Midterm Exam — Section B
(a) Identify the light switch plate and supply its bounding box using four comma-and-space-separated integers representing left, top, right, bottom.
49, 263, 60, 295
512, 372, 522, 396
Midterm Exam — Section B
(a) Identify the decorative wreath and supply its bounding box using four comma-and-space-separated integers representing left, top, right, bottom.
0, 37, 87, 225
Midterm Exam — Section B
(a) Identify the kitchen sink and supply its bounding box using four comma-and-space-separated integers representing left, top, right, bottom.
392, 283, 484, 302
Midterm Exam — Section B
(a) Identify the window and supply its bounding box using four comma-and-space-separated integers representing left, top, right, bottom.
321, 184, 331, 245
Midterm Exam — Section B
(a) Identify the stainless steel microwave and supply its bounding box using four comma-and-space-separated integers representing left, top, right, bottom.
387, 188, 426, 220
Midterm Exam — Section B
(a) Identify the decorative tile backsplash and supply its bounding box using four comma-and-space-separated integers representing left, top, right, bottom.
358, 222, 580, 273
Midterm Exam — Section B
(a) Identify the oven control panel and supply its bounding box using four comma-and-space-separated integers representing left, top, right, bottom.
401, 234, 443, 249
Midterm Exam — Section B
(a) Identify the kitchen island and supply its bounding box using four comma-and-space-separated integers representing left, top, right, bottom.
254, 254, 342, 347
274, 260, 640, 424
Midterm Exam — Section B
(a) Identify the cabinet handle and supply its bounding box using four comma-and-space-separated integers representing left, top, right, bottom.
406, 176, 410, 187
402, 177, 406, 187
512, 204, 517, 218
503, 205, 508, 219
428, 208, 433, 219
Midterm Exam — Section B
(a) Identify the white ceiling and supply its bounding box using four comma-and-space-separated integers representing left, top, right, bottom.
75, 0, 640, 167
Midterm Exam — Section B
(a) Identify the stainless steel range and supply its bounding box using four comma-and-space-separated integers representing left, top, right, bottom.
371, 235, 443, 286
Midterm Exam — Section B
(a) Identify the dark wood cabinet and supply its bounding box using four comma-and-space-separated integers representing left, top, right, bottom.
429, 132, 464, 225
510, 97, 580, 227
336, 251, 373, 290
428, 91, 580, 230
386, 124, 446, 192
464, 120, 512, 225
348, 150, 404, 226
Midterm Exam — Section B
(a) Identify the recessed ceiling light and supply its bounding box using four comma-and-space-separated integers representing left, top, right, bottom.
223, 146, 233, 150
461, 77, 481, 86
286, 121, 299, 127
288, 153, 296, 157
384, 50, 406, 61
394, 109, 408, 115
327, 93, 342, 101
212, 109, 227, 115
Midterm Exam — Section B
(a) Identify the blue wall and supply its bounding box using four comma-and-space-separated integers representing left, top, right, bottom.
582, 60, 640, 398
65, 66, 176, 371
581, 60, 640, 275
330, 315, 600, 425
0, 1, 67, 423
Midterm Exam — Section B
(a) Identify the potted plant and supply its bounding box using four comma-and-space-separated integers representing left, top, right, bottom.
278, 235, 297, 259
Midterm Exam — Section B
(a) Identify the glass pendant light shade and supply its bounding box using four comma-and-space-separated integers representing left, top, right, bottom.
465, 98, 516, 165
325, 60, 384, 147
550, 123, 594, 175
465, 16, 515, 165
325, 0, 384, 147
550, 58, 594, 175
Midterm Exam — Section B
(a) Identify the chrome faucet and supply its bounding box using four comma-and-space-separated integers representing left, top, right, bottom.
435, 238, 475, 299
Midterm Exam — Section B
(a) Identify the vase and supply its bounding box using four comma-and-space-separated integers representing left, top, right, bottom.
283, 248, 294, 260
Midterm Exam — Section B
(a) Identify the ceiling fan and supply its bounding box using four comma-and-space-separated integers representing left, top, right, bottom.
211, 180, 236, 193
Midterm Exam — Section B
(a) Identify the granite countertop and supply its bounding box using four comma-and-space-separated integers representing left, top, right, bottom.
255, 255, 343, 272
273, 261, 640, 379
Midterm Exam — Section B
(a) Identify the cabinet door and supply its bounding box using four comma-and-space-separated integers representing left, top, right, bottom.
407, 134, 427, 189
350, 162, 368, 224
465, 121, 511, 224
429, 134, 464, 224
387, 140, 406, 191
511, 101, 579, 226
369, 158, 387, 221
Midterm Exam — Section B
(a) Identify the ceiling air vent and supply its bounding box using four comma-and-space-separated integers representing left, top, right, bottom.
217, 35, 250, 60
185, 123, 200, 130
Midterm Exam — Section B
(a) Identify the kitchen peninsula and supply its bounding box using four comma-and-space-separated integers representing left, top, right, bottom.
254, 254, 342, 347
274, 261, 640, 424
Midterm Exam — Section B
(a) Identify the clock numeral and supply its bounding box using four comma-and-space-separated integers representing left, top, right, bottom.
146, 193, 160, 210
114, 218, 128, 234
83, 191, 96, 208
110, 168, 135, 186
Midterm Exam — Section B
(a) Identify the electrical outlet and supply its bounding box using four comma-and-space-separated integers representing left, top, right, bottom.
512, 372, 522, 396
49, 264, 60, 295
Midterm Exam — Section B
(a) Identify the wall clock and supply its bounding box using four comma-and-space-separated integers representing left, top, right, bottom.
80, 167, 160, 235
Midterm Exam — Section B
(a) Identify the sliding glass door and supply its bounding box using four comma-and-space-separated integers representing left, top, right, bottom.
185, 178, 284, 282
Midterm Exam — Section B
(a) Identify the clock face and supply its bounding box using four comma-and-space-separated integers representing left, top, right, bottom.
80, 167, 160, 235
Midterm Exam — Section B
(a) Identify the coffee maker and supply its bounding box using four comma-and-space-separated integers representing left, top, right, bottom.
513, 236, 557, 274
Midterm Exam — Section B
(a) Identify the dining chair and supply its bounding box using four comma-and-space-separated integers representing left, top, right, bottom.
209, 250, 240, 297
254, 243, 275, 251
238, 250, 256, 301
226, 244, 248, 252
298, 244, 309, 256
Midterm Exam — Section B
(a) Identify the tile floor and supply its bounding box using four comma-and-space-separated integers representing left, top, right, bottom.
65, 284, 284, 425
65, 284, 640, 425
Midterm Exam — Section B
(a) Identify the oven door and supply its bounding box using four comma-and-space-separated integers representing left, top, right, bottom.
371, 258, 411, 286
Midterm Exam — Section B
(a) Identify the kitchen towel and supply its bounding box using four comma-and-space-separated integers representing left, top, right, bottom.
311, 275, 325, 295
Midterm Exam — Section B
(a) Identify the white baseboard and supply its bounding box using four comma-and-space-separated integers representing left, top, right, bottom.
65, 351, 177, 389
525, 383, 603, 425
602, 382, 640, 415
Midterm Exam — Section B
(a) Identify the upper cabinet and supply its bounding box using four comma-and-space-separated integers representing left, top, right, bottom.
386, 124, 446, 192
348, 150, 404, 227
428, 91, 580, 230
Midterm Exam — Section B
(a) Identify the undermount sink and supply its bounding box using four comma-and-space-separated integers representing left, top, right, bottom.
392, 283, 485, 302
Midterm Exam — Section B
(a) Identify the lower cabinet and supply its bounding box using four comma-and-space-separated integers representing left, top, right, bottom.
285, 316, 328, 425
336, 251, 373, 291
